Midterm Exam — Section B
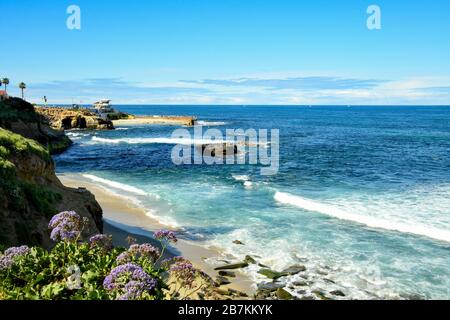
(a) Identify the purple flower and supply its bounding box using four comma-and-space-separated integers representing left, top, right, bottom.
169, 259, 198, 288
154, 230, 177, 243
89, 234, 113, 251
116, 243, 160, 264
103, 263, 157, 300
48, 211, 84, 242
0, 246, 30, 270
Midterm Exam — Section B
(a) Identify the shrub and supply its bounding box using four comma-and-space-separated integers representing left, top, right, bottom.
0, 211, 215, 300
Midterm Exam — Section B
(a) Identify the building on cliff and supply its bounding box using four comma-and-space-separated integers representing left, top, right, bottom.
0, 90, 8, 101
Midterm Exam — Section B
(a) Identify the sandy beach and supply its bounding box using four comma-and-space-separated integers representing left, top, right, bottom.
58, 173, 255, 296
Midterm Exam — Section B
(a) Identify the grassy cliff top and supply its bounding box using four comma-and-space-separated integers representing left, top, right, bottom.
0, 128, 51, 177
0, 98, 38, 123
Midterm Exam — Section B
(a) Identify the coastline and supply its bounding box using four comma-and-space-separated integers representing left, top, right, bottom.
113, 116, 197, 127
58, 173, 256, 297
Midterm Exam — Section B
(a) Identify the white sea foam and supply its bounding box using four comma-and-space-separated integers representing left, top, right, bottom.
145, 209, 180, 228
274, 191, 450, 243
82, 174, 148, 196
91, 136, 232, 145
232, 174, 250, 181
195, 120, 227, 126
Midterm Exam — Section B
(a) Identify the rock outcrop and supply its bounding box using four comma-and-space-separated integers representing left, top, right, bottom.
36, 107, 114, 130
0, 98, 103, 248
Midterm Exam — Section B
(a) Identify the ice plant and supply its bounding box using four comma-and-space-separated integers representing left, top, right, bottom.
103, 263, 157, 300
116, 243, 160, 264
0, 246, 30, 271
48, 211, 85, 242
89, 234, 113, 251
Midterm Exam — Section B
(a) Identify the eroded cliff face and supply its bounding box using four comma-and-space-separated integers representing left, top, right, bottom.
0, 128, 103, 248
35, 107, 114, 130
0, 98, 103, 248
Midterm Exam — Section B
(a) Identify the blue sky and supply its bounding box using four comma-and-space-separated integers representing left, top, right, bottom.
1, 0, 450, 104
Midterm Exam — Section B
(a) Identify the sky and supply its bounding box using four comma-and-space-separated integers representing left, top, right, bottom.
1, 0, 450, 105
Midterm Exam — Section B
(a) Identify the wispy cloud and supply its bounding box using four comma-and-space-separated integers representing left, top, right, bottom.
182, 76, 386, 90
17, 75, 450, 105
27, 78, 212, 104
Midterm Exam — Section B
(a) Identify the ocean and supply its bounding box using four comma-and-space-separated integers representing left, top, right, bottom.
55, 105, 450, 299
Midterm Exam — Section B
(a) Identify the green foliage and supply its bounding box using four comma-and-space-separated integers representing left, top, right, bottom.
20, 182, 62, 218
0, 128, 51, 163
0, 240, 172, 300
0, 242, 126, 300
0, 99, 38, 124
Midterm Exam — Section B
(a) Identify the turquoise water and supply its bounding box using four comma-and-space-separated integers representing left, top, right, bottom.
55, 105, 450, 299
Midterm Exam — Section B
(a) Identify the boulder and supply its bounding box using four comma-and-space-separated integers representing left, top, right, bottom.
257, 282, 285, 292
215, 276, 232, 286
258, 269, 288, 280
276, 288, 293, 300
214, 262, 249, 270
244, 255, 257, 264
218, 270, 236, 278
281, 264, 306, 275
330, 290, 346, 297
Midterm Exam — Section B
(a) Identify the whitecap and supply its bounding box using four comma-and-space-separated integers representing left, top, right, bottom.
274, 191, 450, 243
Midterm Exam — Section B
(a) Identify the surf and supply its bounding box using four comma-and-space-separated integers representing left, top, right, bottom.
274, 191, 450, 243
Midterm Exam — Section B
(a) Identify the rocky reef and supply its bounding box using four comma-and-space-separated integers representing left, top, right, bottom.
0, 98, 103, 248
36, 107, 114, 130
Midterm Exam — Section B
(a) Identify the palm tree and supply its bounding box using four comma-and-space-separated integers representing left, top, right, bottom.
19, 82, 26, 99
2, 78, 9, 93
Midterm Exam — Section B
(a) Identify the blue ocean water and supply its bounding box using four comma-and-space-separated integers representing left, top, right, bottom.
55, 105, 450, 299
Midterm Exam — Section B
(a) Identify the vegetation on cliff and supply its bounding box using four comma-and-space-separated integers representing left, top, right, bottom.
0, 98, 72, 154
0, 98, 103, 248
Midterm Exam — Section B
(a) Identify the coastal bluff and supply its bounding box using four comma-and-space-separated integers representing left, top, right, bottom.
36, 107, 114, 130
0, 98, 103, 248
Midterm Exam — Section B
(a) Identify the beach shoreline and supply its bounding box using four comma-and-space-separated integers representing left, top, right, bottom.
58, 173, 256, 296
113, 116, 197, 127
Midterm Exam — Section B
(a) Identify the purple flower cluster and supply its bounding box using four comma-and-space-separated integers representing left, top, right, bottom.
116, 243, 160, 264
0, 246, 30, 270
154, 230, 177, 243
103, 263, 157, 300
48, 211, 84, 242
89, 234, 113, 251
169, 259, 198, 288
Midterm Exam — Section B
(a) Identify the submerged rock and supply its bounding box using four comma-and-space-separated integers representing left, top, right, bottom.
282, 264, 306, 275
313, 290, 331, 300
214, 262, 249, 270
228, 288, 248, 297
257, 282, 285, 292
276, 288, 293, 300
244, 255, 257, 264
218, 270, 236, 278
258, 268, 288, 280
215, 276, 232, 286
292, 280, 309, 287
330, 290, 346, 297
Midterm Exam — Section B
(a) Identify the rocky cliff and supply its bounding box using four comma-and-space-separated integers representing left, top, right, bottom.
36, 107, 114, 130
0, 98, 103, 248
0, 98, 72, 154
